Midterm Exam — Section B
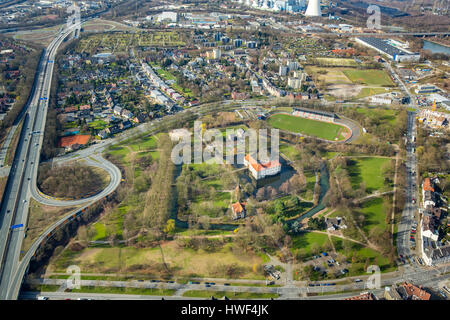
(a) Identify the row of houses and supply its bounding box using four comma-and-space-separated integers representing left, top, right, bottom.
420, 177, 450, 266
141, 62, 184, 107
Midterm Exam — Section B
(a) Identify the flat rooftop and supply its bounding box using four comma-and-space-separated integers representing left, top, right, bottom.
357, 37, 414, 57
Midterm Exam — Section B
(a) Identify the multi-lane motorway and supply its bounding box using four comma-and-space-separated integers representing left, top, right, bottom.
0, 22, 82, 300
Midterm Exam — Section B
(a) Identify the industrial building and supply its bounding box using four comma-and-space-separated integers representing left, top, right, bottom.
355, 37, 420, 62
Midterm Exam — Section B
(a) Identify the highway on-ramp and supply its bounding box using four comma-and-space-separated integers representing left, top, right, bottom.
0, 22, 82, 300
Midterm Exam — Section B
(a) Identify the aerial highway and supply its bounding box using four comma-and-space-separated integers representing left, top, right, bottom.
0, 21, 83, 300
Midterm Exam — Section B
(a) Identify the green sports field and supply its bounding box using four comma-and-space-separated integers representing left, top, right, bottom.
267, 113, 349, 141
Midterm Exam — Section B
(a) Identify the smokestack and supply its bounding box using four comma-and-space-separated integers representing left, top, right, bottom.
305, 0, 322, 16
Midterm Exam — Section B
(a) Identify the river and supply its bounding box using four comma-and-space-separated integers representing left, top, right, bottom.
423, 40, 450, 55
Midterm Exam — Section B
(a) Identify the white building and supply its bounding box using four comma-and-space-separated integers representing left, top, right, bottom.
244, 154, 281, 180
371, 96, 392, 105
288, 77, 302, 89
156, 11, 178, 23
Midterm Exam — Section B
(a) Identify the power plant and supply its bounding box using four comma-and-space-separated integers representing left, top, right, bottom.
304, 0, 322, 16
237, 0, 307, 13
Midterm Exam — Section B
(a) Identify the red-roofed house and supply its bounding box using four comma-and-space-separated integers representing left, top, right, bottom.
423, 178, 434, 192
398, 282, 431, 300
344, 292, 376, 300
232, 202, 246, 219
64, 106, 78, 113
244, 154, 281, 180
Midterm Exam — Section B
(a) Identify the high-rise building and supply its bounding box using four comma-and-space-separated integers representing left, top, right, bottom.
213, 48, 222, 59
279, 65, 288, 76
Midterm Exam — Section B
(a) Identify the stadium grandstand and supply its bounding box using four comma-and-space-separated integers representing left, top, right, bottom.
292, 107, 338, 123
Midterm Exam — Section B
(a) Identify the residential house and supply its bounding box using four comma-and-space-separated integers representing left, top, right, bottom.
396, 282, 431, 300
326, 217, 347, 231
113, 106, 123, 116
344, 292, 376, 300
232, 202, 246, 220
421, 215, 439, 241
120, 120, 132, 130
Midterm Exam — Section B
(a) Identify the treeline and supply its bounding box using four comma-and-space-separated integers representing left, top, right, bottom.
141, 134, 175, 237
0, 40, 40, 143
417, 126, 450, 174
341, 108, 408, 143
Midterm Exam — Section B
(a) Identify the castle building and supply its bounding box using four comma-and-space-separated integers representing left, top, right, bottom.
244, 154, 281, 180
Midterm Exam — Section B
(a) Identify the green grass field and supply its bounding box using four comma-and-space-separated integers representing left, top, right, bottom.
355, 87, 391, 99
346, 157, 391, 193
359, 197, 387, 234
343, 69, 394, 87
290, 232, 331, 255
267, 114, 348, 141
332, 238, 395, 274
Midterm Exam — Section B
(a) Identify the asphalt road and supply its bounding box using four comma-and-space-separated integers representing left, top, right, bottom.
0, 22, 82, 300
30, 154, 121, 207
396, 111, 418, 266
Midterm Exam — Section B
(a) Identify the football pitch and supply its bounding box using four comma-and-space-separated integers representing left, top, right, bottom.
267, 113, 349, 141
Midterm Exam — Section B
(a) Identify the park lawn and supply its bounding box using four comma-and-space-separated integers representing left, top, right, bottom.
359, 197, 387, 234
92, 222, 107, 241
174, 228, 233, 237
342, 69, 394, 87
72, 286, 176, 296
128, 134, 159, 151
182, 290, 279, 299
193, 191, 230, 210
50, 241, 266, 280
280, 143, 299, 161
106, 145, 130, 164
305, 67, 352, 85
355, 87, 390, 99
346, 157, 391, 193
328, 209, 347, 218
267, 114, 347, 141
290, 232, 331, 256
355, 107, 398, 125
331, 238, 396, 275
